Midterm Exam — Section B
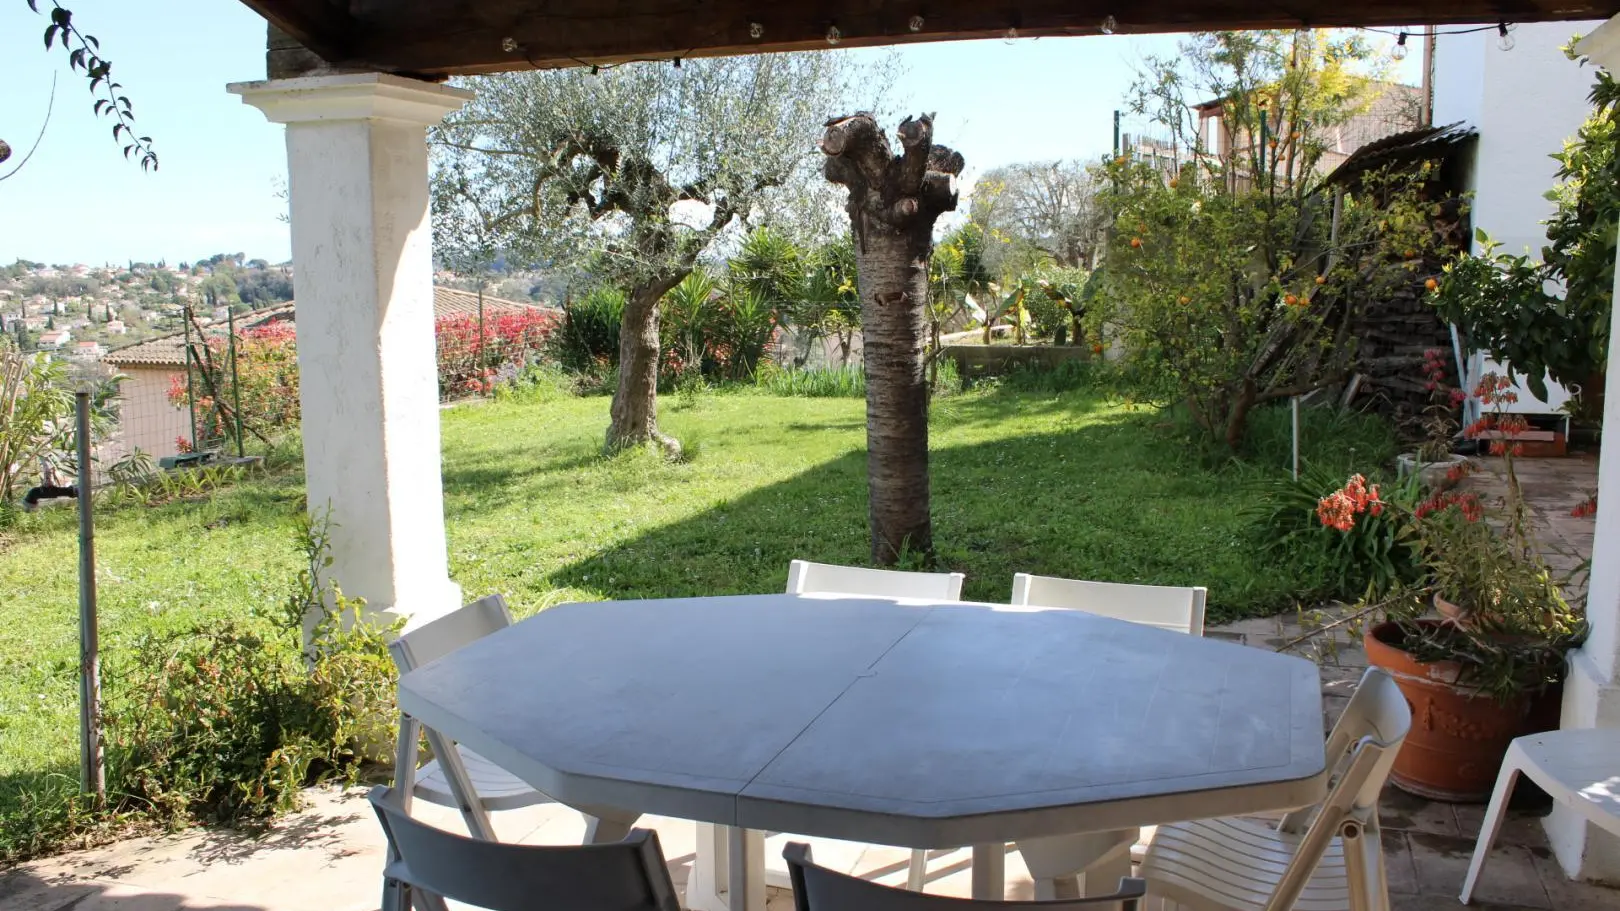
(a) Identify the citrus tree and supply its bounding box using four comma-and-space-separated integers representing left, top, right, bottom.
1091, 30, 1437, 448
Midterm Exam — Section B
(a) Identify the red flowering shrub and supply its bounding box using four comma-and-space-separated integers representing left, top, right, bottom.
168, 322, 300, 450
435, 308, 558, 400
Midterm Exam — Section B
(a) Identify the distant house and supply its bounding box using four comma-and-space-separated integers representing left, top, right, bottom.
70, 341, 105, 359
105, 320, 129, 335
1191, 82, 1422, 188
104, 287, 556, 461
37, 330, 70, 349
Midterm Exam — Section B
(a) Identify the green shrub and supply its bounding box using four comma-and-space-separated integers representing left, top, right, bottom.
555, 287, 626, 373
0, 511, 397, 860
109, 510, 396, 825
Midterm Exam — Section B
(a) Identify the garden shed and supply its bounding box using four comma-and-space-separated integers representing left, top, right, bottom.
227, 0, 1620, 886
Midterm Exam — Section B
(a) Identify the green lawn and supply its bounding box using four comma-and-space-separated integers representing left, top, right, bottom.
0, 382, 1384, 856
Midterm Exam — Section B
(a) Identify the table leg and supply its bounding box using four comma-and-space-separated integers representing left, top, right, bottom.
577, 805, 642, 844
971, 844, 1006, 900
727, 827, 768, 911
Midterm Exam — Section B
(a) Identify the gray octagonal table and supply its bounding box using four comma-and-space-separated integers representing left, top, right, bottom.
398, 593, 1328, 911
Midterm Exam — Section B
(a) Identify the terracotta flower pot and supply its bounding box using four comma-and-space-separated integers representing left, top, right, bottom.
1363, 619, 1532, 802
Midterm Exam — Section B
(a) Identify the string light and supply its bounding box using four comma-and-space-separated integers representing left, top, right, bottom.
1498, 22, 1515, 51
501, 36, 519, 53
826, 23, 842, 45
673, 57, 682, 68
1100, 15, 1118, 35
748, 21, 763, 39
1004, 26, 1019, 41
590, 65, 600, 75
908, 14, 925, 32
1390, 32, 1408, 61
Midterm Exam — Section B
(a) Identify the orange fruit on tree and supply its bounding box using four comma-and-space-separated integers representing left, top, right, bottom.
1425, 278, 1439, 292
1315, 275, 1326, 285
1284, 294, 1299, 306
1178, 296, 1190, 305
1130, 237, 1143, 248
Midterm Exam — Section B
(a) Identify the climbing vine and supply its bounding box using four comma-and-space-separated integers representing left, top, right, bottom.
22, 0, 158, 171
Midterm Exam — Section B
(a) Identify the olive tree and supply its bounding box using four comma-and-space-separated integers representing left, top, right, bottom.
432, 54, 886, 453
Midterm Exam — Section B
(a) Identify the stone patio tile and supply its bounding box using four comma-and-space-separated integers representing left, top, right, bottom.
1408, 831, 1549, 908
1382, 831, 1420, 895
0, 869, 103, 911
1208, 617, 1284, 639
1379, 787, 1461, 838
1319, 664, 1366, 696
1453, 805, 1551, 852
1530, 845, 1620, 910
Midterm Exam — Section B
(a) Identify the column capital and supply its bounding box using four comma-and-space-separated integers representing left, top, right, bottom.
228, 72, 472, 126
1576, 16, 1620, 73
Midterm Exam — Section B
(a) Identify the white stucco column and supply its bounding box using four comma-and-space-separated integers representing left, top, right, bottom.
228, 73, 472, 630
1545, 17, 1620, 884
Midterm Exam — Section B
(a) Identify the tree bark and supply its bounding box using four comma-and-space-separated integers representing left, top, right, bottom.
606, 276, 684, 454
823, 113, 963, 565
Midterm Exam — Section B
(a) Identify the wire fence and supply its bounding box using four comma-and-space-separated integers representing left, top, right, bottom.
89, 298, 562, 484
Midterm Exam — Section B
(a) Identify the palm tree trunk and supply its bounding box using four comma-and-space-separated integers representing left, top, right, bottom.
823, 113, 964, 565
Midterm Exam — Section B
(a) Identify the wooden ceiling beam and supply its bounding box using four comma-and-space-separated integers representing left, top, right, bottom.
242, 0, 1620, 78
236, 0, 358, 63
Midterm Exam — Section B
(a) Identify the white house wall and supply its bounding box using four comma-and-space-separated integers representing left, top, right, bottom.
1435, 21, 1605, 260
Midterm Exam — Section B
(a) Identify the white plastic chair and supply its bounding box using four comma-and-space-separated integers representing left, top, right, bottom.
1010, 574, 1206, 635
1460, 728, 1620, 904
1009, 574, 1207, 900
788, 559, 966, 602
1137, 667, 1412, 911
390, 594, 630, 844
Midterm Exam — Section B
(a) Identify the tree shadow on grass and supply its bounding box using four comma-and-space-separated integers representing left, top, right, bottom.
543, 406, 1295, 620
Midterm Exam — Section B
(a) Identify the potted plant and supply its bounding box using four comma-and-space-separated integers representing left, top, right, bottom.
1395, 347, 1473, 488
1318, 375, 1586, 801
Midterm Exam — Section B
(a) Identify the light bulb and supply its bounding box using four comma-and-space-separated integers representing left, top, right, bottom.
1004, 26, 1019, 42
1498, 23, 1515, 51
1100, 15, 1118, 35
749, 21, 764, 39
826, 24, 842, 45
1390, 32, 1408, 61
500, 36, 518, 53
909, 14, 924, 31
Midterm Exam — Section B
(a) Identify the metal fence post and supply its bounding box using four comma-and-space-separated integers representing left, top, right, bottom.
181, 303, 198, 452
75, 391, 105, 807
227, 307, 245, 457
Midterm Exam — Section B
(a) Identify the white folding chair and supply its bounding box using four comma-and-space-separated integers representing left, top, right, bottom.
691, 561, 966, 908
785, 842, 1147, 911
1010, 573, 1206, 635
389, 594, 633, 844
792, 559, 963, 889
1138, 667, 1413, 911
1009, 574, 1207, 899
371, 786, 681, 911
788, 559, 966, 601
1460, 728, 1620, 904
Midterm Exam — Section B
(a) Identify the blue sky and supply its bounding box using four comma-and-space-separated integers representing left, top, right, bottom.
0, 1, 1415, 266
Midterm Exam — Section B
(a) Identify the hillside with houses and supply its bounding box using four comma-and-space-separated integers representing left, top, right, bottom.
0, 255, 294, 359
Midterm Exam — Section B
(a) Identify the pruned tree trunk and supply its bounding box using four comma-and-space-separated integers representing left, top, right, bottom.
822, 113, 963, 565
607, 277, 684, 455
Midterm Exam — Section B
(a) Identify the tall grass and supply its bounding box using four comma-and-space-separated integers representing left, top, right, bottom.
755, 364, 866, 397
1244, 402, 1400, 478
